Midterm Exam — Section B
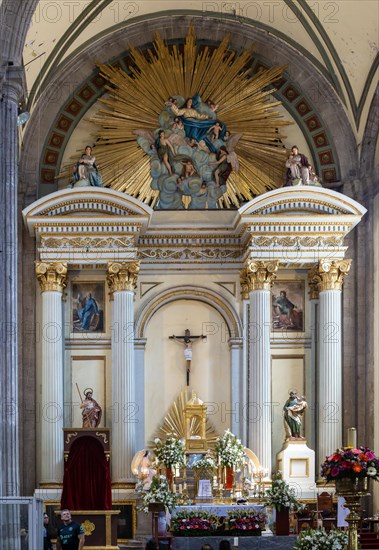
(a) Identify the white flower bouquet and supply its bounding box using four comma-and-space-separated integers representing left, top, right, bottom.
264, 471, 301, 511
192, 455, 216, 471
139, 474, 178, 513
153, 436, 185, 468
295, 528, 348, 549
215, 429, 245, 468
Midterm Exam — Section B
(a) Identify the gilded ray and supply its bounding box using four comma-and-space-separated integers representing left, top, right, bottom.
89, 26, 291, 207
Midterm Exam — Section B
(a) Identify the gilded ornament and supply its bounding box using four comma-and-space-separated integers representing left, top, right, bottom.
317, 259, 352, 291
81, 520, 95, 536
106, 261, 140, 294
244, 260, 279, 291
307, 267, 322, 300
240, 268, 249, 300
35, 262, 68, 293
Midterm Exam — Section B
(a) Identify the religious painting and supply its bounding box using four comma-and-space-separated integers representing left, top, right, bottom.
72, 282, 104, 333
271, 280, 305, 332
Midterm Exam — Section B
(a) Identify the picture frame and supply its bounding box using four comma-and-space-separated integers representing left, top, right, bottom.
72, 282, 105, 333
271, 280, 305, 332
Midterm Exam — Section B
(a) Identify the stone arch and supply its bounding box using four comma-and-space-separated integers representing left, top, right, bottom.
135, 285, 243, 339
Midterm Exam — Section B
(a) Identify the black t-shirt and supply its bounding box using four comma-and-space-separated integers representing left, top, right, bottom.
57, 521, 84, 549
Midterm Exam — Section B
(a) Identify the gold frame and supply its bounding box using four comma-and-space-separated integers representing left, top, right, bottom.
71, 280, 106, 334
271, 279, 306, 333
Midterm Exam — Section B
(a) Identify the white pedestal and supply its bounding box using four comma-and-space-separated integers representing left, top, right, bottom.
276, 440, 316, 499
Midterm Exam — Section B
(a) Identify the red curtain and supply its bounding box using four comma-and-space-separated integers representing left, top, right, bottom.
61, 436, 112, 510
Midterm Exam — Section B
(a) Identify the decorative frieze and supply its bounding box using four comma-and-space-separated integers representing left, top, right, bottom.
106, 261, 140, 294
41, 236, 135, 249
139, 247, 242, 261
35, 262, 68, 293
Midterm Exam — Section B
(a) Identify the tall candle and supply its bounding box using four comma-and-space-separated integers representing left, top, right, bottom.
178, 484, 182, 494
347, 427, 357, 448
234, 537, 238, 548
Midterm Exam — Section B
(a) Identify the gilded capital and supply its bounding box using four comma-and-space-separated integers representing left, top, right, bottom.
35, 262, 68, 293
106, 261, 140, 295
307, 267, 322, 300
240, 268, 249, 300
315, 259, 352, 291
244, 260, 279, 291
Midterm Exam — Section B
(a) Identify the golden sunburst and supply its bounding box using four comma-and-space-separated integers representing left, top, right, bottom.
151, 389, 218, 450
91, 26, 290, 208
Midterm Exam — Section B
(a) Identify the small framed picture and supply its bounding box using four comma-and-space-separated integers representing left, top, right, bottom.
271, 281, 305, 332
72, 282, 104, 333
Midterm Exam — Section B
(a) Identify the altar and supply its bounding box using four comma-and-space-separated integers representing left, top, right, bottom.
172, 537, 297, 550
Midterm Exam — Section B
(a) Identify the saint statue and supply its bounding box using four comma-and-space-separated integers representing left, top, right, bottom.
71, 145, 102, 187
80, 388, 102, 428
283, 390, 307, 439
134, 93, 242, 209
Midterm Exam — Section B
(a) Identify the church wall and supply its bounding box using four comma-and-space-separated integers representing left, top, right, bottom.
144, 299, 231, 442
373, 192, 379, 512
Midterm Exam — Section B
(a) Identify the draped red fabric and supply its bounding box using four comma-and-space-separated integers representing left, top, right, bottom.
61, 436, 112, 510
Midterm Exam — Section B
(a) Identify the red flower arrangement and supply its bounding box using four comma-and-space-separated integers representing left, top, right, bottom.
170, 510, 218, 536
321, 446, 379, 482
226, 509, 266, 535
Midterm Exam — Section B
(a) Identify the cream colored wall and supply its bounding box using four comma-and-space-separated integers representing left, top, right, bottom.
144, 298, 231, 442
24, 1, 378, 141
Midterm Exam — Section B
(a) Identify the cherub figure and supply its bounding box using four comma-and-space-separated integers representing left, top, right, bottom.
207, 121, 224, 140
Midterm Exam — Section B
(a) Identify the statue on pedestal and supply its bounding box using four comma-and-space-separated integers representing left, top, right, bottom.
283, 390, 307, 439
80, 388, 102, 428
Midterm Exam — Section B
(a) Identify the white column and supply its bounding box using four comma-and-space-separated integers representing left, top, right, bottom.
229, 337, 243, 439
135, 338, 147, 452
107, 262, 140, 486
315, 260, 351, 468
244, 261, 278, 476
36, 262, 67, 486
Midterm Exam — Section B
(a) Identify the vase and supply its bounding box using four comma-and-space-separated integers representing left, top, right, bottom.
274, 508, 290, 536
335, 477, 370, 550
335, 476, 368, 495
224, 466, 234, 490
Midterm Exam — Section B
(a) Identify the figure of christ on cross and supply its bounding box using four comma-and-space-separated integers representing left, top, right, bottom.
169, 328, 207, 386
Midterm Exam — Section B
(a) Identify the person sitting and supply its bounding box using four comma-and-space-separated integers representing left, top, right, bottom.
72, 145, 102, 187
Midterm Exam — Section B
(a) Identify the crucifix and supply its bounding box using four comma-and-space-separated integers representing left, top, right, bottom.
169, 328, 207, 386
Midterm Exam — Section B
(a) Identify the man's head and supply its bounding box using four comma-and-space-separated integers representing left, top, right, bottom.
60, 509, 71, 524
291, 146, 299, 155
84, 388, 93, 399
43, 513, 49, 525
280, 291, 287, 297
289, 390, 297, 398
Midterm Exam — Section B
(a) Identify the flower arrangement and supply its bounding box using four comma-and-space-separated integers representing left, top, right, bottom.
226, 508, 266, 535
138, 475, 178, 513
264, 471, 301, 511
192, 455, 216, 471
170, 510, 219, 535
321, 446, 379, 481
153, 436, 185, 468
294, 528, 348, 549
215, 429, 245, 468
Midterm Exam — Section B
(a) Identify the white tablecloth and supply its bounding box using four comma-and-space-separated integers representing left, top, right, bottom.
173, 504, 265, 516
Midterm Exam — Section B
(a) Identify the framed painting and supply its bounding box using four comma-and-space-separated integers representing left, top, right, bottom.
72, 282, 104, 333
271, 280, 305, 332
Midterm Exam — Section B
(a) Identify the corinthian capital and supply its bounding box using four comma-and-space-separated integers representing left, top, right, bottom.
35, 262, 68, 293
106, 261, 140, 295
244, 260, 279, 292
314, 259, 352, 291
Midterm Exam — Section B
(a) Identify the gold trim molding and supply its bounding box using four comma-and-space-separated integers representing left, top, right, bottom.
106, 261, 140, 295
243, 260, 279, 291
35, 262, 67, 293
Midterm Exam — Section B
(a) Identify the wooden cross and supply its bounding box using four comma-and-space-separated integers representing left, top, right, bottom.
169, 329, 206, 386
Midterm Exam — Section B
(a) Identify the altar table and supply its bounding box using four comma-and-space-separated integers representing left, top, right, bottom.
172, 536, 297, 550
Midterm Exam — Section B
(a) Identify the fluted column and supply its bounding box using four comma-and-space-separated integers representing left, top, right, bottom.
0, 69, 24, 549
229, 337, 244, 440
107, 261, 140, 486
242, 260, 279, 476
36, 262, 67, 486
307, 269, 321, 457
312, 260, 351, 468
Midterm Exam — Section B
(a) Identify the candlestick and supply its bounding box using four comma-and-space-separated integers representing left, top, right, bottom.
178, 484, 183, 494
234, 537, 238, 548
347, 427, 357, 448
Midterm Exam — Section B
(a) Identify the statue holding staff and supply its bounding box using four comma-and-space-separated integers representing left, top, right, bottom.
76, 385, 102, 428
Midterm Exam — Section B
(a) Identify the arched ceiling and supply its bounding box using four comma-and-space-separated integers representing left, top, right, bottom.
23, 0, 378, 138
